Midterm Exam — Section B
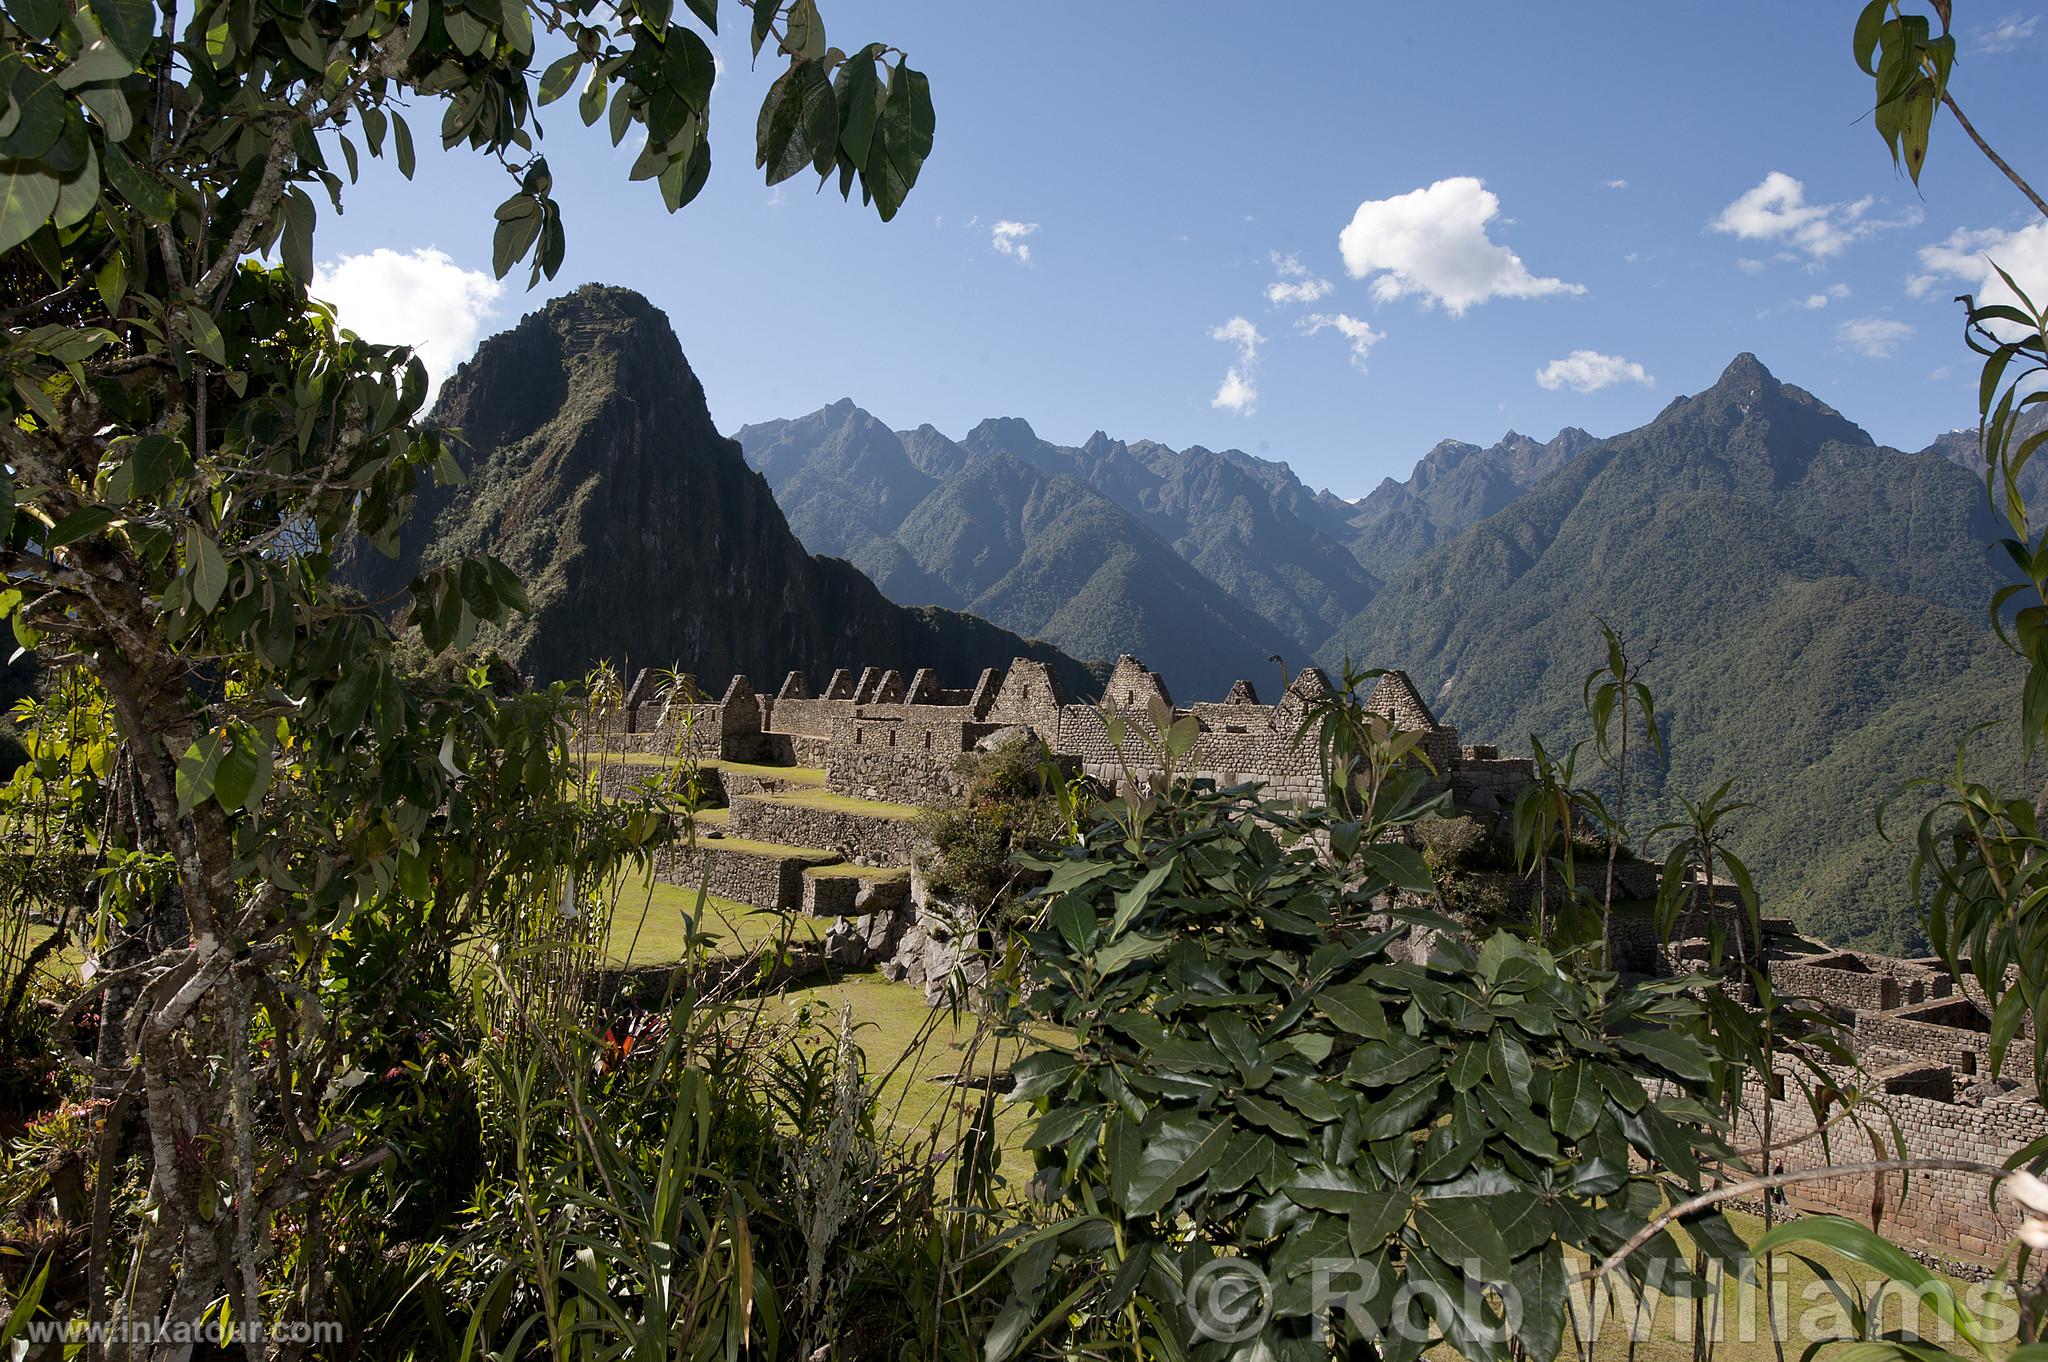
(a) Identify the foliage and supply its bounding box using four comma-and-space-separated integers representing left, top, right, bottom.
0, 0, 940, 1343
993, 696, 1743, 1361
915, 730, 1066, 924
1750, 13, 2048, 1361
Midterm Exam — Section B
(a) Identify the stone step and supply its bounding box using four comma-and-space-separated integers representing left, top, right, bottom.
654, 834, 842, 911
587, 756, 826, 803
800, 864, 911, 917
725, 789, 923, 864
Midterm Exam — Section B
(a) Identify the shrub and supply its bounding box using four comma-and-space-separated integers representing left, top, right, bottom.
995, 771, 1743, 1362
915, 732, 1067, 922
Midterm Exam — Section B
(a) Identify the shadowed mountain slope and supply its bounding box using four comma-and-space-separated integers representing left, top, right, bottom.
339, 286, 1093, 695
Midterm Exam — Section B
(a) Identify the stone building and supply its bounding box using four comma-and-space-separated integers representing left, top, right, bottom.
608, 652, 1534, 812
595, 654, 2046, 1271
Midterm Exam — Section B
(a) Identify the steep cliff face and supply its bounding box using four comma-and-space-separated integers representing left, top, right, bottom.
341, 286, 1092, 694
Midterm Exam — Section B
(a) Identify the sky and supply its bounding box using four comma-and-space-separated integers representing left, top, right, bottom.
312, 2, 2048, 500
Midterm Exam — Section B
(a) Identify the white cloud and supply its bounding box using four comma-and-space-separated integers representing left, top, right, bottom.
990, 219, 1039, 264
1209, 316, 1263, 414
1736, 257, 1766, 274
1337, 176, 1584, 315
1534, 350, 1655, 393
1836, 316, 1915, 358
1605, 179, 1629, 190
1267, 278, 1333, 304
1909, 222, 2048, 331
1264, 250, 1333, 304
1968, 12, 2038, 53
311, 247, 502, 400
1799, 283, 1852, 309
1297, 313, 1384, 372
1711, 172, 1920, 261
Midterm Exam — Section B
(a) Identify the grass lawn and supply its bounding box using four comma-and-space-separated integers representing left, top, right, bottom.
584, 752, 827, 786
804, 863, 910, 882
753, 786, 922, 820
691, 833, 840, 862
605, 877, 823, 963
774, 973, 1035, 1154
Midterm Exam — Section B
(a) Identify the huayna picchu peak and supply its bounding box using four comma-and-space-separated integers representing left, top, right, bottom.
338, 286, 1092, 694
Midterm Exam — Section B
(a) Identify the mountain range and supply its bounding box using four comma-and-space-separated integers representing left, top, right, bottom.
336, 286, 1094, 696
743, 354, 2025, 953
352, 285, 2027, 952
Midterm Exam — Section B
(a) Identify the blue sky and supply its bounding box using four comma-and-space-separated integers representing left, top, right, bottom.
316, 1, 2048, 499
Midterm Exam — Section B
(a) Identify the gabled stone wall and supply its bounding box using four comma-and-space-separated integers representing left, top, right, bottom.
613, 653, 1533, 815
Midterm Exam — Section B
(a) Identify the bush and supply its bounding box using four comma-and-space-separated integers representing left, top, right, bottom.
915, 732, 1068, 922
995, 770, 1743, 1361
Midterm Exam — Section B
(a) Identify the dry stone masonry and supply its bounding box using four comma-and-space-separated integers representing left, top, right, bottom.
597, 655, 2045, 1268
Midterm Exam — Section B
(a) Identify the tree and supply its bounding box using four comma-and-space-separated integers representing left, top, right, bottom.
0, 0, 935, 1353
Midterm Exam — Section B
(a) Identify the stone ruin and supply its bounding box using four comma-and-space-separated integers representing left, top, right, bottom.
595, 654, 1532, 995
595, 654, 2046, 1269
1709, 941, 2043, 1268
606, 653, 1534, 811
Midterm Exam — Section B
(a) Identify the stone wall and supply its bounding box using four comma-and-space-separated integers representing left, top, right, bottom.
653, 841, 817, 911
1855, 998, 2038, 1086
827, 746, 966, 805
1731, 1065, 2047, 1265
1773, 952, 1952, 1016
613, 653, 1532, 816
725, 795, 924, 865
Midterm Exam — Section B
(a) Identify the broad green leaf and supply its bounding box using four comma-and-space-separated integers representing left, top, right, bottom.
865, 61, 932, 221
46, 504, 114, 546
1413, 1196, 1511, 1280
0, 157, 56, 253
183, 306, 227, 364
1318, 982, 1391, 1037
1117, 1117, 1229, 1216
102, 144, 175, 220
1614, 1027, 1711, 1083
185, 527, 228, 610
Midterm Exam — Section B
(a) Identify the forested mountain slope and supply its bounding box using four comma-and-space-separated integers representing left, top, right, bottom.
1321, 354, 2022, 952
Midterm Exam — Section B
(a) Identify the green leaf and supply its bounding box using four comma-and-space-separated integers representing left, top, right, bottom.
102, 144, 175, 221
1413, 1196, 1511, 1280
834, 44, 883, 171
212, 733, 269, 811
1116, 1116, 1229, 1216
1511, 1244, 1569, 1362
682, 0, 715, 31
46, 504, 114, 546
185, 527, 228, 610
1755, 1217, 1987, 1353
175, 733, 223, 811
1, 0, 63, 40
0, 158, 56, 253
537, 53, 582, 105
864, 60, 932, 221
755, 58, 835, 185
392, 112, 416, 178
1614, 1027, 1712, 1083
1318, 982, 1391, 1038
1345, 1034, 1438, 1088
749, 0, 777, 56
95, 248, 126, 312
183, 306, 227, 365
1548, 1061, 1603, 1139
